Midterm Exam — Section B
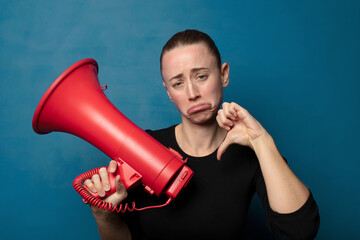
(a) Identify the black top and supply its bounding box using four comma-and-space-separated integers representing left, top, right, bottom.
123, 125, 319, 240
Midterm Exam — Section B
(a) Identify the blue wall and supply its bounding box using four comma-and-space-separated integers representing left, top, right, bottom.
1, 0, 359, 239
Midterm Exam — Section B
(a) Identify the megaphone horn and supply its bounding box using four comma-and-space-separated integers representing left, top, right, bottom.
32, 58, 193, 212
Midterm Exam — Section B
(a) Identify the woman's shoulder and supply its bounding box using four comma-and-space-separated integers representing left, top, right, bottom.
145, 124, 177, 146
145, 124, 175, 135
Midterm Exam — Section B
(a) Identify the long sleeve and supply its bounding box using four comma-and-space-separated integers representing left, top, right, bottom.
254, 164, 320, 240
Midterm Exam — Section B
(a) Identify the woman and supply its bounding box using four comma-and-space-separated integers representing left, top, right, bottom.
85, 30, 320, 240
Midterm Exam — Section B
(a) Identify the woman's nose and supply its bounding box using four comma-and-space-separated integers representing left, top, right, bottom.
187, 81, 200, 100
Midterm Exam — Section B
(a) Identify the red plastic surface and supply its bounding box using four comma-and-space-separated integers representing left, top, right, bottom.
32, 58, 193, 211
165, 165, 193, 198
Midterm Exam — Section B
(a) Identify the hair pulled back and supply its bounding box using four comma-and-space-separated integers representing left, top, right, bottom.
160, 29, 221, 73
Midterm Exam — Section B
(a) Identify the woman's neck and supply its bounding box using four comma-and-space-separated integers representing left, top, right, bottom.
175, 120, 227, 157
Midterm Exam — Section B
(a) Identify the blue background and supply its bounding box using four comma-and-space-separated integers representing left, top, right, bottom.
1, 0, 359, 239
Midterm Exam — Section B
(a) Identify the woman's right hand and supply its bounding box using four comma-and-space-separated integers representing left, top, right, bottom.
85, 161, 132, 239
84, 160, 128, 211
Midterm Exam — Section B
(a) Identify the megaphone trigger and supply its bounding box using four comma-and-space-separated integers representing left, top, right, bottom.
114, 158, 142, 190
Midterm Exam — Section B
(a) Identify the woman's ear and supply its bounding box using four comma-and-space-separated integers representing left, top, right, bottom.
221, 63, 230, 88
163, 81, 173, 102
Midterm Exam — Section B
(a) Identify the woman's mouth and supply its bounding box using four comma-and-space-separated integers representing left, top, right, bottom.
188, 103, 211, 114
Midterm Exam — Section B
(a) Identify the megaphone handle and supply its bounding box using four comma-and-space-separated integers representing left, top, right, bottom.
76, 161, 142, 199
73, 166, 136, 213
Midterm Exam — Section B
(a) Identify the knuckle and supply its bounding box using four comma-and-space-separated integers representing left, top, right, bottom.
113, 187, 128, 202
92, 174, 100, 182
84, 179, 93, 186
119, 189, 128, 200
122, 191, 128, 199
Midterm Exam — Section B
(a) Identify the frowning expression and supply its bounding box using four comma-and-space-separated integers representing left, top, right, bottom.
161, 43, 229, 125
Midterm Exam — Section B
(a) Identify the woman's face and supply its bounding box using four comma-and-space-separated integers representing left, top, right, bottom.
161, 42, 229, 125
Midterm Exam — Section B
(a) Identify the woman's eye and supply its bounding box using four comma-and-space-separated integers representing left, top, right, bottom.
173, 81, 183, 87
197, 75, 207, 80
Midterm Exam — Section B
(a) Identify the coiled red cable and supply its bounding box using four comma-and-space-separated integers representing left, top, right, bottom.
73, 167, 172, 213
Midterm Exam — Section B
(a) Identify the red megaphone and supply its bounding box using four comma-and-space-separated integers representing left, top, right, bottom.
32, 58, 193, 212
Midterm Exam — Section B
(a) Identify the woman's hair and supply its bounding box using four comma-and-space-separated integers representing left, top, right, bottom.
160, 29, 222, 72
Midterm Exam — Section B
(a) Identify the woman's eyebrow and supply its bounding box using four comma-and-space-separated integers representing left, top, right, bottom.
169, 73, 184, 82
169, 68, 209, 82
191, 67, 209, 73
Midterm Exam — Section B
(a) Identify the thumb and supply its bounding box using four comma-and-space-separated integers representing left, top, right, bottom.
217, 135, 232, 160
105, 175, 128, 205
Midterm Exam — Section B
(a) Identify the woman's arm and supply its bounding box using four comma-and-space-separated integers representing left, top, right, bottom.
250, 132, 309, 213
85, 160, 131, 240
216, 102, 309, 213
90, 203, 131, 240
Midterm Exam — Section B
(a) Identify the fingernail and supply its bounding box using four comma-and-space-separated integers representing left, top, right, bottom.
99, 190, 105, 197
104, 184, 110, 191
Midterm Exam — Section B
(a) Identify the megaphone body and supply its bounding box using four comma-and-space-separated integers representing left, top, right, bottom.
32, 58, 193, 211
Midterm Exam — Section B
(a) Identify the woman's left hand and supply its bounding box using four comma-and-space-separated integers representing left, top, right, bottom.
216, 102, 268, 160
